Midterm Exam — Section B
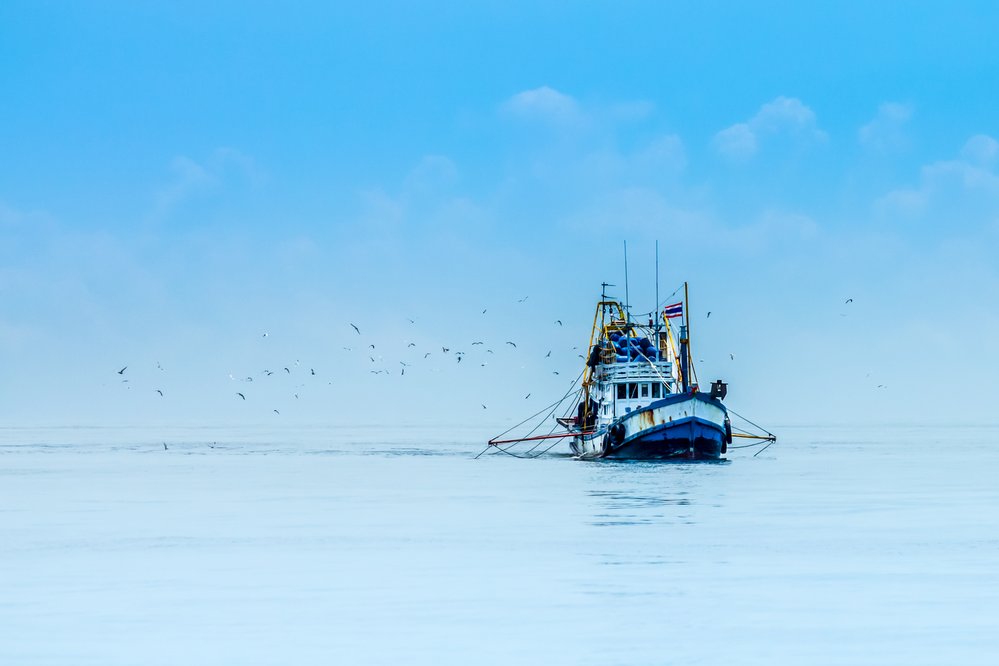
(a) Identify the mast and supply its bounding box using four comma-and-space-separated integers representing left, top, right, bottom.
623, 240, 630, 324
680, 281, 690, 393
655, 240, 660, 358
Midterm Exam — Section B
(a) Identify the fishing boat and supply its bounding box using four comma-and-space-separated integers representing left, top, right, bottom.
482, 245, 775, 461
559, 282, 731, 460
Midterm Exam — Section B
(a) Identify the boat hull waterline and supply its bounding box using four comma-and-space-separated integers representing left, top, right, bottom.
570, 393, 729, 460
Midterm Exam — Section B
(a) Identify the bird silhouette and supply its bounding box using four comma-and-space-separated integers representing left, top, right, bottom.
442, 347, 450, 353
424, 352, 431, 358
310, 368, 316, 375
407, 318, 415, 324
555, 320, 562, 326
262, 332, 269, 337
545, 350, 551, 358
729, 353, 735, 360
472, 341, 483, 345
481, 404, 487, 409
273, 409, 280, 414
524, 393, 531, 399
369, 344, 376, 349
517, 296, 529, 303
163, 442, 168, 450
284, 367, 291, 373
117, 366, 127, 375
407, 342, 416, 347
707, 312, 711, 318
457, 356, 463, 364
845, 298, 853, 304
236, 392, 245, 400
505, 341, 517, 348
155, 389, 164, 397
350, 323, 360, 334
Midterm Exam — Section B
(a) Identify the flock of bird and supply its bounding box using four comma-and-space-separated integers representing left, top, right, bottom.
113, 296, 877, 419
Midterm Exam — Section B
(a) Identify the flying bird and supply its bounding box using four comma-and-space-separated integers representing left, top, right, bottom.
505, 341, 517, 348
706, 312, 711, 319
156, 362, 163, 370
350, 323, 360, 334
481, 404, 487, 409
236, 392, 245, 400
457, 356, 463, 364
729, 353, 735, 360
472, 341, 484, 345
845, 298, 853, 304
517, 296, 529, 303
342, 346, 353, 351
555, 320, 562, 326
481, 309, 487, 314
294, 393, 299, 399
155, 389, 164, 397
310, 368, 316, 376
273, 409, 280, 415
117, 366, 127, 375
262, 332, 269, 338
284, 367, 291, 373
407, 318, 415, 324
545, 350, 551, 358
163, 442, 168, 451
424, 352, 431, 358
369, 344, 376, 349
442, 347, 450, 353
408, 342, 416, 347
553, 371, 560, 375
524, 393, 531, 399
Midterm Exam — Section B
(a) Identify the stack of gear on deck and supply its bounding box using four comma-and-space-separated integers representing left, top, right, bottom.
608, 331, 659, 363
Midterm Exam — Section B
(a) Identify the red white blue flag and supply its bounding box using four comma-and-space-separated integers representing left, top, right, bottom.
662, 302, 683, 319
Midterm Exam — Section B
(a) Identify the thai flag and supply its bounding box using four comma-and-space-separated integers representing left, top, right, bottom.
662, 302, 683, 319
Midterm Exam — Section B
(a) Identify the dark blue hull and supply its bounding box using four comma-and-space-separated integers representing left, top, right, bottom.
604, 417, 726, 460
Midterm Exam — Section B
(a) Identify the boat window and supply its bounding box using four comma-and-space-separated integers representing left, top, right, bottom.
641, 383, 649, 397
651, 383, 661, 399
617, 384, 627, 399
628, 383, 638, 399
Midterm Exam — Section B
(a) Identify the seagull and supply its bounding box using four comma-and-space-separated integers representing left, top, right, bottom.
706, 312, 711, 319
273, 409, 280, 414
545, 350, 551, 358
407, 318, 415, 324
117, 366, 127, 375
845, 298, 853, 304
310, 368, 316, 375
294, 393, 299, 399
401, 368, 405, 376
262, 332, 269, 338
442, 347, 450, 353
350, 323, 360, 334
342, 346, 352, 351
407, 342, 416, 347
517, 296, 529, 303
553, 371, 560, 375
400, 361, 410, 367
482, 309, 487, 314
369, 344, 376, 349
555, 320, 562, 326
369, 356, 375, 363
524, 393, 531, 399
505, 341, 517, 348
457, 356, 463, 364
729, 353, 735, 360
263, 370, 274, 376
486, 349, 494, 354
156, 362, 163, 370
236, 392, 245, 400
155, 389, 164, 397
163, 442, 168, 450
424, 352, 431, 359
284, 367, 290, 373
482, 404, 487, 409
472, 341, 484, 345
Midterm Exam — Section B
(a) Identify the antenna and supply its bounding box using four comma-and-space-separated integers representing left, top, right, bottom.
623, 240, 630, 323
655, 239, 660, 354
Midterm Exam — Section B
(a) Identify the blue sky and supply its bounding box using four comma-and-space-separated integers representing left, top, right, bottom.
2, 2, 998, 427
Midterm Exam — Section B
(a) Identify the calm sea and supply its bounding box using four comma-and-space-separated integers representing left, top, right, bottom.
2, 425, 997, 665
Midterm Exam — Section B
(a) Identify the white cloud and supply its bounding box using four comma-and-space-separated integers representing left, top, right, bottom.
712, 123, 756, 161
859, 102, 913, 153
712, 96, 825, 161
151, 148, 258, 221
961, 134, 999, 167
502, 86, 582, 125
875, 133, 999, 223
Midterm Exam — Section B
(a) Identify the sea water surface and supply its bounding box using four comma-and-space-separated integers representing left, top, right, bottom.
1, 425, 997, 665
